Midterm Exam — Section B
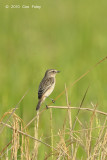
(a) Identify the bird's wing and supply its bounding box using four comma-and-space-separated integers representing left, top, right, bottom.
38, 77, 54, 99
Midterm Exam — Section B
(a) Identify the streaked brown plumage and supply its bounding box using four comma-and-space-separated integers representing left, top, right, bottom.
36, 69, 60, 110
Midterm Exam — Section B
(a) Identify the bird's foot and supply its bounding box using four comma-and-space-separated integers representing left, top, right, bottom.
47, 97, 55, 103
46, 105, 49, 109
52, 99, 55, 103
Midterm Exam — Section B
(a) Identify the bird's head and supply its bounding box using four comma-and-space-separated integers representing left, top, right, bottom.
45, 69, 60, 77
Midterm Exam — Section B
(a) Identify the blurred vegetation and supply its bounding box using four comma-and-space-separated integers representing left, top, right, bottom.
0, 0, 107, 159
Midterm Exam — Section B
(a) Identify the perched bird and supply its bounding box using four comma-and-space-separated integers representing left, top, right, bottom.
36, 69, 60, 110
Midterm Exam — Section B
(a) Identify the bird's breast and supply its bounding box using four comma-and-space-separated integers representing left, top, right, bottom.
44, 82, 55, 98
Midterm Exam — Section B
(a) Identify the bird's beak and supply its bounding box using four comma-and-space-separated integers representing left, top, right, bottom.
57, 71, 60, 73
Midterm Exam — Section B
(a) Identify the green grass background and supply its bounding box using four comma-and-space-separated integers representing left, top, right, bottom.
0, 0, 107, 159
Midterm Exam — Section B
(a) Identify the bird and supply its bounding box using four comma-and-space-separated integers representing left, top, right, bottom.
36, 69, 60, 111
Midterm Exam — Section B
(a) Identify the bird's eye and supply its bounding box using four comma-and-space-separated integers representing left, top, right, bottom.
53, 71, 55, 73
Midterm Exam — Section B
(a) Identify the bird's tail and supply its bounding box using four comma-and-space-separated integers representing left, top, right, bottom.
36, 99, 42, 111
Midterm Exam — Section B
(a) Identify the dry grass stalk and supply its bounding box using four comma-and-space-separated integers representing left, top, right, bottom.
56, 130, 69, 159
6, 148, 8, 160
50, 108, 54, 160
21, 122, 24, 160
0, 146, 12, 159
0, 111, 25, 160
73, 132, 83, 147
48, 106, 107, 116
72, 143, 79, 160
73, 86, 89, 130
76, 117, 85, 129
44, 152, 54, 160
25, 136, 30, 160
31, 110, 39, 160
91, 117, 107, 160
11, 115, 20, 160
85, 104, 97, 159
101, 129, 107, 160
24, 108, 46, 130
65, 84, 73, 156
0, 141, 12, 157
62, 111, 68, 136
